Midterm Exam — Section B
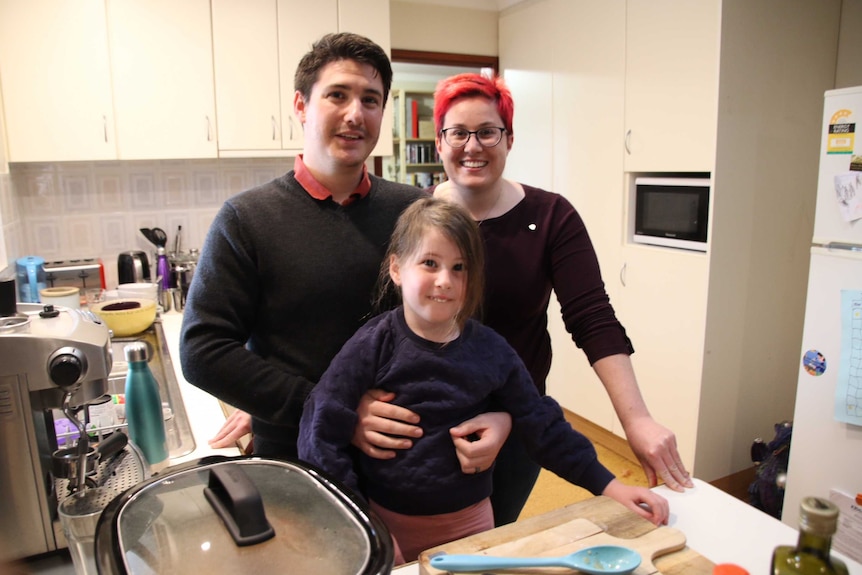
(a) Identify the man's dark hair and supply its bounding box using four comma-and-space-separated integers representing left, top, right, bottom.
294, 32, 393, 106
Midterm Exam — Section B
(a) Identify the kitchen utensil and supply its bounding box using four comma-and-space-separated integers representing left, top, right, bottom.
59, 486, 118, 575
117, 282, 158, 302
418, 496, 690, 575
40, 286, 81, 309
95, 456, 394, 575
140, 227, 168, 248
15, 255, 47, 302
90, 299, 157, 337
52, 431, 129, 486
430, 545, 642, 574
117, 251, 151, 284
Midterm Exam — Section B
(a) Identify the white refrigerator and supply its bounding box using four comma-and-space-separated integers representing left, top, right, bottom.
783, 86, 862, 562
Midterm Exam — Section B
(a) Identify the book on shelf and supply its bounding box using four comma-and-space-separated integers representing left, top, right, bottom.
411, 99, 419, 138
405, 142, 440, 164
406, 171, 448, 188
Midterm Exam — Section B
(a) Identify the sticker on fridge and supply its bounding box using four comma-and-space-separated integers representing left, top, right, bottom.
835, 290, 862, 426
834, 172, 862, 223
826, 108, 855, 155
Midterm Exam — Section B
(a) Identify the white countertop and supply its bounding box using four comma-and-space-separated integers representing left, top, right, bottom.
158, 311, 241, 464
22, 312, 862, 574
392, 478, 862, 574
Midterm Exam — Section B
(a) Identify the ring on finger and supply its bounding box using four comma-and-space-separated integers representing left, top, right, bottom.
474, 466, 481, 474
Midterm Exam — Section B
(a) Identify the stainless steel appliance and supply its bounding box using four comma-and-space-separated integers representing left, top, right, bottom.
0, 303, 112, 561
44, 258, 106, 291
96, 457, 394, 575
632, 176, 711, 252
0, 304, 195, 563
116, 251, 150, 285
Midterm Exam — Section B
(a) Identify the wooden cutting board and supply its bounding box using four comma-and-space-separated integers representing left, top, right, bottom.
417, 496, 715, 575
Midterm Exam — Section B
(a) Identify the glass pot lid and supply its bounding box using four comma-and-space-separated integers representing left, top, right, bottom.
96, 457, 393, 575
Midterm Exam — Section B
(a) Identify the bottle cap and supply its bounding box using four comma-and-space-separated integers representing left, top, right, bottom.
799, 496, 839, 535
124, 341, 150, 363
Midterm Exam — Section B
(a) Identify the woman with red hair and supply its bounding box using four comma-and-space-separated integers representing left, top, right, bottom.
354, 73, 693, 527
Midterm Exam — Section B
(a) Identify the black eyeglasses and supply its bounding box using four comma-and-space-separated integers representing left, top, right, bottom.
440, 127, 507, 148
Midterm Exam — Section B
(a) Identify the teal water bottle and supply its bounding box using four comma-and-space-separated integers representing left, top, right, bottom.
124, 342, 169, 473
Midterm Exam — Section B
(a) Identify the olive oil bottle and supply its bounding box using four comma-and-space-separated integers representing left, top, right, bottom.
771, 496, 849, 575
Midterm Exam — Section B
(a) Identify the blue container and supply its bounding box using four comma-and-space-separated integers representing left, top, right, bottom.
15, 255, 46, 303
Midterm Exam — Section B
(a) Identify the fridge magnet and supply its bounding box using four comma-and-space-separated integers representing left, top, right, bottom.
834, 172, 862, 223
802, 349, 827, 376
835, 291, 862, 426
826, 108, 855, 154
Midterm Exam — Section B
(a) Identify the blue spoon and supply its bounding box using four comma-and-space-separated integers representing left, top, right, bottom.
429, 544, 642, 574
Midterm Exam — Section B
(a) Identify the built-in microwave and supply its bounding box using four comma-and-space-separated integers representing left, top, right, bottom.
633, 176, 711, 252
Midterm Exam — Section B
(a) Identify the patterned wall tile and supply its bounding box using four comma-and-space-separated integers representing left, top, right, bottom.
96, 171, 128, 211
162, 171, 189, 208
63, 215, 99, 254
27, 217, 61, 257
4, 157, 293, 281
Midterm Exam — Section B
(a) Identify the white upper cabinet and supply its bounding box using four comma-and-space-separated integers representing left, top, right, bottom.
212, 0, 282, 153
623, 0, 720, 172
0, 0, 116, 162
107, 0, 217, 159
212, 0, 391, 156
338, 0, 393, 156
276, 0, 338, 152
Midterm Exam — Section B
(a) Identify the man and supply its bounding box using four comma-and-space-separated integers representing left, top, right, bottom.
180, 32, 434, 457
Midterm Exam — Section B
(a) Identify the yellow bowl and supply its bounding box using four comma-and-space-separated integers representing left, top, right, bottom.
91, 298, 157, 337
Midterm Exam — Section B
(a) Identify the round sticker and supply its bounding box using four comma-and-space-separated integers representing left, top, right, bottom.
801, 349, 826, 376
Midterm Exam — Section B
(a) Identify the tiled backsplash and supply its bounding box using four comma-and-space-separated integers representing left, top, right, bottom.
2, 158, 291, 288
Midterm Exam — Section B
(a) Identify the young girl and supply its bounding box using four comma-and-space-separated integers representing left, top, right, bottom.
297, 197, 668, 564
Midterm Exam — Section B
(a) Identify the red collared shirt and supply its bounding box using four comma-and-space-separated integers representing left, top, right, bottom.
293, 155, 371, 206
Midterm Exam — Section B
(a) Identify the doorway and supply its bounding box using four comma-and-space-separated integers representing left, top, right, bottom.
375, 50, 499, 182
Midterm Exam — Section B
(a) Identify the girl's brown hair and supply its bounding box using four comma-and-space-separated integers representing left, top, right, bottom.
376, 197, 485, 330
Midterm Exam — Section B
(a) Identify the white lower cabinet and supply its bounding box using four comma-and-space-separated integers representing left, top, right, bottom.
615, 245, 708, 466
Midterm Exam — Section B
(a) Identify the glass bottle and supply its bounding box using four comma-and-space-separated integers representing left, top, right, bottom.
771, 496, 849, 574
123, 342, 169, 473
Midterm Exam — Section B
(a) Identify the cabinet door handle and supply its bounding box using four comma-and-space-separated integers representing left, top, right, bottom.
271, 115, 278, 141
103, 115, 108, 143
206, 115, 212, 141
620, 262, 627, 287
288, 115, 295, 140
624, 129, 632, 155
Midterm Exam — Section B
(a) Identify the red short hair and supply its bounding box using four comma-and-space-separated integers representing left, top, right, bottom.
433, 73, 514, 135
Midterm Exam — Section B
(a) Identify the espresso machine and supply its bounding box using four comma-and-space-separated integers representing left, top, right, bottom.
0, 303, 115, 562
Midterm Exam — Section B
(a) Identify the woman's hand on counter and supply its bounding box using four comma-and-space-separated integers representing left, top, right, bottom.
209, 409, 253, 451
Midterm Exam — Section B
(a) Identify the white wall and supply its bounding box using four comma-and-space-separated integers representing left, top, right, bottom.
836, 0, 862, 88
390, 1, 498, 55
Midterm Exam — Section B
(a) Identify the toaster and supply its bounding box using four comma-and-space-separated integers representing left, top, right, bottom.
43, 258, 106, 291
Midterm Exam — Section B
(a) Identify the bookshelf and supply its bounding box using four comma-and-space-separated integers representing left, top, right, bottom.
386, 89, 447, 187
